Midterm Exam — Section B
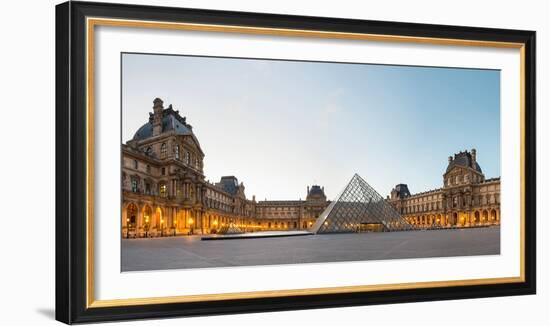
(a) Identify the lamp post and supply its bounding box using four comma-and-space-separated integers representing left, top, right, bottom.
144, 216, 150, 237
173, 220, 177, 236
125, 218, 130, 238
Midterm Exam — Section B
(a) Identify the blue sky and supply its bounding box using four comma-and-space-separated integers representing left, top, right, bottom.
122, 53, 500, 201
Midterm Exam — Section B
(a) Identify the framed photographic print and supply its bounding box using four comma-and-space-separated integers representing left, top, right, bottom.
55, 1, 536, 324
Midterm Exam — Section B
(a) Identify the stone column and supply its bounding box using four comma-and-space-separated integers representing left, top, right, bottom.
137, 207, 143, 236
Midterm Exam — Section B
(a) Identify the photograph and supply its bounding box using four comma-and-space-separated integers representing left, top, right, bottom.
120, 53, 501, 272
52, 1, 537, 323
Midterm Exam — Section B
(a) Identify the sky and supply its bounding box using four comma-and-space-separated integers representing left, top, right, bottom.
122, 53, 500, 201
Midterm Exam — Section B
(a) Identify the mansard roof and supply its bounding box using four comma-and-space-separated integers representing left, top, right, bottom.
446, 151, 482, 174
133, 105, 193, 141
216, 176, 240, 195
393, 183, 411, 198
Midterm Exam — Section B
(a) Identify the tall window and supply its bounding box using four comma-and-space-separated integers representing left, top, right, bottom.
161, 167, 166, 175
145, 182, 151, 194
131, 178, 138, 193
159, 183, 167, 197
133, 160, 138, 169
160, 143, 167, 159
146, 164, 151, 174
184, 151, 190, 165
175, 144, 180, 160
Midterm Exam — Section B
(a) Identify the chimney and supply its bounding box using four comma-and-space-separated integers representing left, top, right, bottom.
152, 98, 164, 136
307, 186, 310, 195
448, 156, 453, 163
471, 148, 477, 167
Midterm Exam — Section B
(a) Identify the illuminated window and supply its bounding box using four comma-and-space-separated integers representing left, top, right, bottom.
160, 143, 167, 159
159, 184, 167, 197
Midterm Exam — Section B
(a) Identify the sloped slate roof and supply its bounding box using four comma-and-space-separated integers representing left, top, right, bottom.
393, 184, 411, 198
446, 152, 482, 173
308, 185, 325, 197
217, 176, 239, 195
133, 110, 193, 140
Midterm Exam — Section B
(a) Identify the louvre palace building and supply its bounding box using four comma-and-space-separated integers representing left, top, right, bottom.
121, 98, 328, 237
387, 149, 501, 227
122, 98, 500, 237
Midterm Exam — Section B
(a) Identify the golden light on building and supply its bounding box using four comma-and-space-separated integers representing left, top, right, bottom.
122, 100, 499, 237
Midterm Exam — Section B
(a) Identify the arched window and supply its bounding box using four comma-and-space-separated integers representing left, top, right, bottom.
160, 143, 167, 159
145, 147, 152, 156
174, 144, 180, 160
127, 203, 138, 228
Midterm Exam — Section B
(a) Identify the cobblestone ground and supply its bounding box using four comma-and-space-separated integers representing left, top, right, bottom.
121, 226, 500, 271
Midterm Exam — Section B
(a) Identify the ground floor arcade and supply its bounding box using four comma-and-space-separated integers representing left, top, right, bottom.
121, 200, 315, 238
404, 207, 500, 228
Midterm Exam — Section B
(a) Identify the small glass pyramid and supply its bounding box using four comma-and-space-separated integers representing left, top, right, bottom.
311, 174, 411, 233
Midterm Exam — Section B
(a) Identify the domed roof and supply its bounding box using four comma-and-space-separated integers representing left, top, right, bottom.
308, 185, 324, 196
446, 151, 482, 174
306, 185, 326, 201
133, 108, 193, 141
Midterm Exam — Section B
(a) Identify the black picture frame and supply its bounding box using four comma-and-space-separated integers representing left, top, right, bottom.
56, 1, 536, 324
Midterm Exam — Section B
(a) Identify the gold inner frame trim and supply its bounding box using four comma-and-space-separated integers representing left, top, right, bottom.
85, 17, 527, 308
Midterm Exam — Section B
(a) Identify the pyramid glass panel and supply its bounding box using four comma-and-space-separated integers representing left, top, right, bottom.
311, 174, 411, 233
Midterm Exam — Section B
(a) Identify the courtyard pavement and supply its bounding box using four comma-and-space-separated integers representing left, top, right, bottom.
121, 226, 500, 272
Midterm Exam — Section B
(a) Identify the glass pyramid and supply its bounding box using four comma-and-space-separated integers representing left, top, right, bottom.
311, 174, 411, 233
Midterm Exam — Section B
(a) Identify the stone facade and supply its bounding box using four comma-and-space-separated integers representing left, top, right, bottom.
121, 98, 329, 237
388, 149, 500, 227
